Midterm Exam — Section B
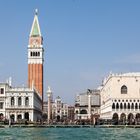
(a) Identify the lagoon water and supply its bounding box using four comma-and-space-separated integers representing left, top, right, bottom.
0, 127, 140, 140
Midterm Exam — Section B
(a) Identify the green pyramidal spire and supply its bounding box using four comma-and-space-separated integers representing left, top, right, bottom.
30, 9, 41, 37
31, 20, 39, 36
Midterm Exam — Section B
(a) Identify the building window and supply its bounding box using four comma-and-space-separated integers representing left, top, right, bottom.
0, 113, 3, 120
38, 52, 40, 56
131, 103, 134, 109
11, 97, 15, 106
121, 85, 127, 94
135, 103, 138, 109
112, 103, 115, 109
0, 102, 3, 109
25, 97, 29, 106
75, 110, 78, 114
116, 103, 119, 109
18, 97, 22, 106
124, 103, 126, 109
33, 52, 36, 56
120, 103, 123, 109
128, 103, 130, 109
0, 88, 4, 94
80, 109, 87, 114
31, 52, 33, 56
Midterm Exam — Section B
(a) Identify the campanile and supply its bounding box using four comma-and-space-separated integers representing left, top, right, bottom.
28, 9, 44, 102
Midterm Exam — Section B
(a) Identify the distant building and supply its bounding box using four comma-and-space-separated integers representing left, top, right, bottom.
47, 86, 52, 123
68, 106, 75, 122
43, 96, 69, 122
52, 96, 68, 121
43, 101, 48, 114
0, 82, 42, 122
75, 89, 100, 121
100, 73, 140, 124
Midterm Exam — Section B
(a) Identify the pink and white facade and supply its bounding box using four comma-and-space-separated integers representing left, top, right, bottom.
100, 73, 140, 124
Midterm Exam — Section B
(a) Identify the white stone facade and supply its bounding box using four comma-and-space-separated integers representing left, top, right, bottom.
43, 96, 69, 121
0, 82, 42, 122
52, 96, 68, 121
28, 46, 44, 64
75, 89, 100, 120
100, 73, 140, 124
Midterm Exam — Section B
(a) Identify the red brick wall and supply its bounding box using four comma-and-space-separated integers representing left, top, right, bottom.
28, 64, 43, 101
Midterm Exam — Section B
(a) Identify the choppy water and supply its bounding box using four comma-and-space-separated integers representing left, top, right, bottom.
0, 127, 139, 140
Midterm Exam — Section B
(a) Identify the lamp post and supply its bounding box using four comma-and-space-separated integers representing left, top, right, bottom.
47, 86, 52, 124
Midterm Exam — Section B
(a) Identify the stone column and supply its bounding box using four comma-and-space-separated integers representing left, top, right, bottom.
47, 86, 52, 124
22, 97, 24, 107
22, 113, 24, 120
88, 93, 91, 119
15, 97, 17, 107
118, 113, 120, 121
8, 112, 10, 120
29, 112, 33, 122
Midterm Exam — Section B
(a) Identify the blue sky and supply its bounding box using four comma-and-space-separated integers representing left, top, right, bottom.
0, 0, 140, 104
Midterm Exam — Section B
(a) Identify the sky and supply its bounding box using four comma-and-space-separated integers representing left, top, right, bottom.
0, 0, 140, 105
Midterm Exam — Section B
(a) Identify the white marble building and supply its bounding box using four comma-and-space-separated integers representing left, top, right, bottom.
75, 89, 100, 120
0, 81, 42, 122
43, 95, 69, 122
52, 96, 68, 121
100, 73, 140, 124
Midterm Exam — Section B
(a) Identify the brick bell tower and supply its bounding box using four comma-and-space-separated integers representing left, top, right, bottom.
28, 9, 44, 104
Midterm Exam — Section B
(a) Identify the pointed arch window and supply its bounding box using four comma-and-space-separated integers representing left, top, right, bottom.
33, 52, 36, 56
112, 103, 115, 109
128, 103, 130, 109
131, 103, 134, 109
121, 85, 127, 94
116, 103, 119, 109
124, 103, 126, 109
135, 103, 138, 109
120, 103, 123, 109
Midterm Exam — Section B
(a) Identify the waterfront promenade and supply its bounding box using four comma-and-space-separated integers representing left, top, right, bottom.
1, 124, 140, 128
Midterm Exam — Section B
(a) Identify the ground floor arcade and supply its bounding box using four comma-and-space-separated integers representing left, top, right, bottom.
0, 109, 42, 122
112, 112, 140, 124
6, 110, 33, 122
